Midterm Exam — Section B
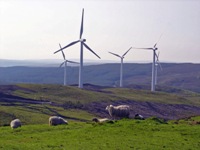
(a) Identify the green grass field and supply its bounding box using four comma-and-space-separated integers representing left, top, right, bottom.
0, 118, 200, 150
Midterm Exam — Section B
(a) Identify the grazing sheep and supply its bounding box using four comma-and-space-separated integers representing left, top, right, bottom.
10, 119, 21, 129
92, 117, 113, 123
106, 105, 130, 120
49, 116, 68, 126
134, 114, 144, 120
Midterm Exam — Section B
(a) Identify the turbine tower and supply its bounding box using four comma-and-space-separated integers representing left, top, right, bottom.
108, 47, 132, 87
54, 9, 101, 88
155, 51, 162, 85
59, 44, 79, 86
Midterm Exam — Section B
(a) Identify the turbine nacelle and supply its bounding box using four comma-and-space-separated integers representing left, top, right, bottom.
80, 39, 86, 42
154, 47, 158, 51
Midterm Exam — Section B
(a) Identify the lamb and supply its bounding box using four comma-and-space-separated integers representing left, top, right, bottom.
10, 119, 21, 129
106, 105, 130, 120
92, 117, 113, 123
134, 114, 144, 120
49, 116, 68, 126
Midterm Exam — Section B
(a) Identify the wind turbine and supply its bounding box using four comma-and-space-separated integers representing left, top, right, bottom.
54, 9, 101, 88
155, 51, 162, 85
134, 43, 159, 92
134, 34, 163, 92
108, 47, 132, 87
58, 43, 79, 86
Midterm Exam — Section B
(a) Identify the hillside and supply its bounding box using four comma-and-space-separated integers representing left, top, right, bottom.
0, 63, 200, 93
1, 84, 200, 126
1, 118, 200, 150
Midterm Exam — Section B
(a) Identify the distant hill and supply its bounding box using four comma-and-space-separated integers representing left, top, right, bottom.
0, 59, 110, 67
0, 63, 200, 92
0, 59, 60, 67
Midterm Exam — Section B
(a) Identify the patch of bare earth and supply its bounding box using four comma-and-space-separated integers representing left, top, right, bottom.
1, 85, 200, 121
83, 100, 200, 120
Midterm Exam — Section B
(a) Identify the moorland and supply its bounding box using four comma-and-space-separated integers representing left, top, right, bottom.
0, 62, 200, 149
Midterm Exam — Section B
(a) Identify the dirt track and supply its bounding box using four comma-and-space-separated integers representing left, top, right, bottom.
84, 100, 200, 120
1, 85, 200, 120
1, 91, 200, 120
0, 92, 51, 104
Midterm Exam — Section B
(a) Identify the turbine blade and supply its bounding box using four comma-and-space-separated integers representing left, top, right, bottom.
157, 51, 160, 58
59, 43, 62, 49
155, 51, 162, 70
59, 43, 66, 60
108, 52, 121, 58
156, 59, 163, 71
133, 47, 153, 50
59, 61, 65, 68
61, 51, 66, 60
54, 40, 80, 54
122, 47, 132, 57
155, 51, 161, 62
80, 8, 84, 39
82, 43, 101, 59
158, 62, 163, 71
154, 33, 163, 48
157, 33, 163, 44
155, 52, 159, 61
66, 60, 79, 64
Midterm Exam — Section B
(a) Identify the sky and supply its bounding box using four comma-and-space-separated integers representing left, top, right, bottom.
0, 0, 200, 63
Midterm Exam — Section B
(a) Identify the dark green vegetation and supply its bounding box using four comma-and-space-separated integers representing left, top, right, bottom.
0, 63, 200, 92
0, 118, 200, 150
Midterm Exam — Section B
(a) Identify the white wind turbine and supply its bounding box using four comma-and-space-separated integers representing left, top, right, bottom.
54, 9, 101, 88
108, 47, 132, 87
134, 43, 159, 92
155, 51, 162, 85
58, 43, 79, 86
134, 35, 163, 92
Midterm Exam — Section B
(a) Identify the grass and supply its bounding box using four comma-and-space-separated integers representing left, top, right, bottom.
13, 84, 200, 106
104, 87, 200, 105
1, 84, 200, 149
1, 83, 200, 126
13, 84, 113, 104
0, 104, 95, 126
0, 118, 200, 150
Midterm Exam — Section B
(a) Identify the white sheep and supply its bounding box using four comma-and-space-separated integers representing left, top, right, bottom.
106, 105, 130, 120
92, 117, 113, 123
49, 116, 68, 126
10, 119, 21, 129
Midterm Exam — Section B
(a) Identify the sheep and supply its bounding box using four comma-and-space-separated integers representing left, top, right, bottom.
92, 117, 113, 123
49, 116, 68, 126
106, 105, 130, 120
10, 119, 21, 129
134, 114, 144, 120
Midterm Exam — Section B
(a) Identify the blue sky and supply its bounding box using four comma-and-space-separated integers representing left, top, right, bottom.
0, 0, 200, 63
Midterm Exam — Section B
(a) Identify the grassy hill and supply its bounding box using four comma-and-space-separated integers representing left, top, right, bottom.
1, 84, 200, 126
1, 118, 200, 150
0, 63, 200, 92
1, 84, 200, 149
